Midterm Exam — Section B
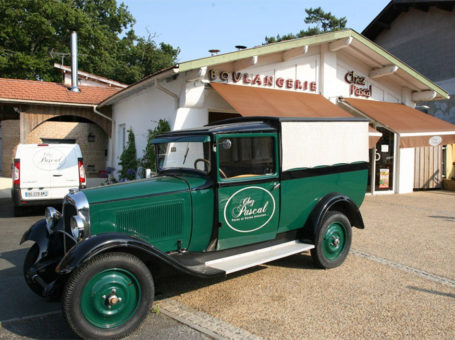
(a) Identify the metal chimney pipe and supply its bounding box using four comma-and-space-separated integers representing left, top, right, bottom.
70, 31, 80, 92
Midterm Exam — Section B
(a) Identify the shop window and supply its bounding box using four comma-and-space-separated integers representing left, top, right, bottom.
218, 136, 275, 179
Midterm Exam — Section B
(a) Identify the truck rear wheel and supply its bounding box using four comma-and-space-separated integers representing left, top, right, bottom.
311, 211, 352, 269
62, 252, 154, 339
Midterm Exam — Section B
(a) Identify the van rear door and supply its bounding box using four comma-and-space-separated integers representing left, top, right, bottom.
19, 144, 80, 200
49, 145, 80, 189
20, 144, 52, 190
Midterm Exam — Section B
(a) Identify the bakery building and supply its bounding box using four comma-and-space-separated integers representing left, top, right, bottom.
99, 29, 455, 194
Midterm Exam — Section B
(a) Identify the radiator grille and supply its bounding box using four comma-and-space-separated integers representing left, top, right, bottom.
115, 200, 184, 241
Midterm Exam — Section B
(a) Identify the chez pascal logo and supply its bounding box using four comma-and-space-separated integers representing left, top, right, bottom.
345, 70, 372, 98
33, 149, 65, 171
223, 186, 276, 233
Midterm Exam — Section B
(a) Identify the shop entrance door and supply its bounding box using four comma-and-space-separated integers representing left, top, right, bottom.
375, 127, 395, 192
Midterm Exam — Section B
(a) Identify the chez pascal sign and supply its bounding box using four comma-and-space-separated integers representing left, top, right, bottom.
345, 70, 372, 98
209, 70, 318, 92
223, 186, 276, 233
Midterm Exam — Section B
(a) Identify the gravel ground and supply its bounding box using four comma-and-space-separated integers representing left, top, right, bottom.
158, 191, 455, 340
357, 190, 455, 279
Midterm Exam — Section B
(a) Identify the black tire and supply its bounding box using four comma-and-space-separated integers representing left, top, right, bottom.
311, 211, 352, 269
23, 244, 44, 296
62, 252, 154, 340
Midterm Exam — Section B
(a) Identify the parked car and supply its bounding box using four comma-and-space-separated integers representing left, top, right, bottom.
21, 117, 368, 339
12, 143, 86, 216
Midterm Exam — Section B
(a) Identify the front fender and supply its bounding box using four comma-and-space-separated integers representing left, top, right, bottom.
301, 192, 364, 243
55, 233, 217, 278
20, 219, 49, 261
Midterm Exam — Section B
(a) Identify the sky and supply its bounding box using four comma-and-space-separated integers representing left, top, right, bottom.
121, 0, 391, 62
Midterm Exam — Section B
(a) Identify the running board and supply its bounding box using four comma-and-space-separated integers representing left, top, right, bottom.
205, 241, 314, 274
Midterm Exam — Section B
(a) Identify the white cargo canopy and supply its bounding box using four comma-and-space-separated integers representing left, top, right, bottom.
280, 119, 369, 171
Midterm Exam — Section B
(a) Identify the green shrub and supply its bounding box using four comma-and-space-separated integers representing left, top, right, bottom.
119, 128, 138, 180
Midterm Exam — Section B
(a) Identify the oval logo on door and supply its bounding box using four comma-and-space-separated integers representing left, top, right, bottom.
223, 186, 276, 233
429, 136, 442, 146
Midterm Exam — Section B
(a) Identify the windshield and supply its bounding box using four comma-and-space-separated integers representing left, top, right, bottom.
156, 141, 211, 175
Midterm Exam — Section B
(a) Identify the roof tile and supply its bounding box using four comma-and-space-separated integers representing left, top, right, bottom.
0, 78, 120, 105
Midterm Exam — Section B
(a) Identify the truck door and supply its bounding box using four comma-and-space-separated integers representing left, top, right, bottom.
216, 133, 280, 250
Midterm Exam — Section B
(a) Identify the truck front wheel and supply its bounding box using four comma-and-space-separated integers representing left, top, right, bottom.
311, 211, 352, 269
62, 252, 154, 339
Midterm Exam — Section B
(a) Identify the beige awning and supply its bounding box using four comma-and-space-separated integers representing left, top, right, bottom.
211, 83, 381, 148
342, 98, 455, 148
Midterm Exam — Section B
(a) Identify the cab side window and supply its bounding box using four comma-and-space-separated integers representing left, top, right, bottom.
218, 136, 276, 179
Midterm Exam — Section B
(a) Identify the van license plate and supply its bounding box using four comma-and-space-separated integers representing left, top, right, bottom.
25, 191, 48, 198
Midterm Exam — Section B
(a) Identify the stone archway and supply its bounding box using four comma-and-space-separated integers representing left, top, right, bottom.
19, 104, 111, 142
20, 104, 112, 178
26, 122, 108, 178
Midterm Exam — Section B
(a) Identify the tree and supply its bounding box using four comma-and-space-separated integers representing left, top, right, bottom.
119, 128, 137, 180
141, 119, 171, 172
265, 7, 347, 44
0, 0, 179, 83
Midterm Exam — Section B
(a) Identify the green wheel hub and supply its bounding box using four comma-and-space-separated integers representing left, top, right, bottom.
81, 268, 141, 329
322, 222, 346, 260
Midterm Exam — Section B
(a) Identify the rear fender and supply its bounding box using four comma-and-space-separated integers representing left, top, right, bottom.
301, 193, 364, 243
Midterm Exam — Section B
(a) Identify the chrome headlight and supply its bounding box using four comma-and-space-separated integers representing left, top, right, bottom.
63, 191, 91, 241
45, 206, 62, 233
70, 215, 85, 239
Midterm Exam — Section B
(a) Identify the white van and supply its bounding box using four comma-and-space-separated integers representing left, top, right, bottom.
12, 143, 86, 215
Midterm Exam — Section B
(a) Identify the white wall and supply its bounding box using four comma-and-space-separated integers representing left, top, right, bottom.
110, 78, 182, 168
336, 54, 401, 103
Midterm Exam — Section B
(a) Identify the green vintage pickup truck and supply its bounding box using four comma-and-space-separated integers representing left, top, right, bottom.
21, 116, 369, 339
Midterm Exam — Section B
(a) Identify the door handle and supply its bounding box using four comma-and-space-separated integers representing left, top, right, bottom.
53, 174, 63, 177
272, 182, 281, 191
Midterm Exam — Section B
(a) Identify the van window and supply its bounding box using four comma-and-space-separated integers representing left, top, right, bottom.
218, 136, 276, 178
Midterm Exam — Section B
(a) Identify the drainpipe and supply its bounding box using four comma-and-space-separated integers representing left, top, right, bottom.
92, 106, 113, 122
70, 31, 80, 92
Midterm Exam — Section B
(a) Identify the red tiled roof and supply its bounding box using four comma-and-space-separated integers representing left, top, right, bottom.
0, 78, 120, 105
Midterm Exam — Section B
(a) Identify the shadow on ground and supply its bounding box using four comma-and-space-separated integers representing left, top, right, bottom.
1, 312, 78, 339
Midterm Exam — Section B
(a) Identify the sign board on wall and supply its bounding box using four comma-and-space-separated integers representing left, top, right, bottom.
209, 70, 318, 93
207, 55, 319, 93
345, 71, 372, 98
